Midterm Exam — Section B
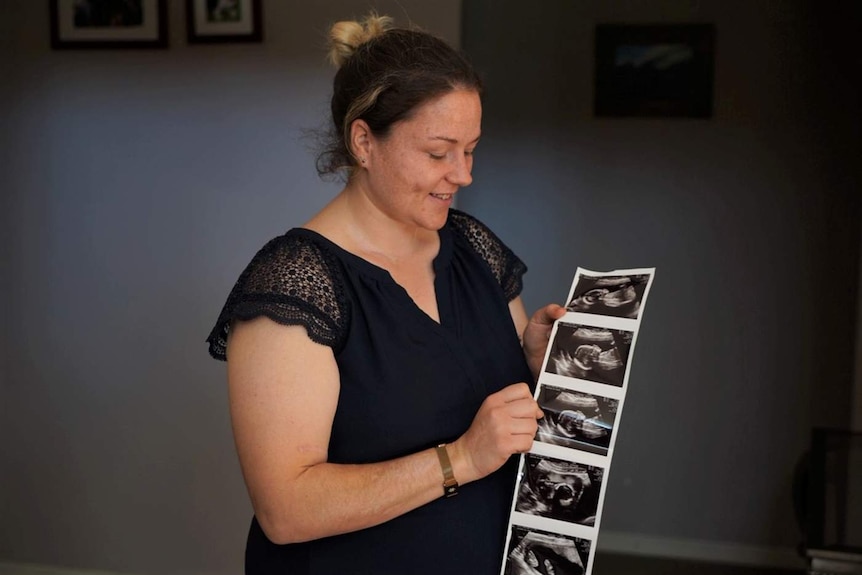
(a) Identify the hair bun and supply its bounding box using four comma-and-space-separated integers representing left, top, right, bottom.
328, 12, 393, 67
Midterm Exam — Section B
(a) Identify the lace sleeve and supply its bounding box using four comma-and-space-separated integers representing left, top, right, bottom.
448, 209, 527, 301
206, 232, 350, 361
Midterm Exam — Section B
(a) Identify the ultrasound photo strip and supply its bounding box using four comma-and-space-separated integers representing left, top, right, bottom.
500, 267, 655, 575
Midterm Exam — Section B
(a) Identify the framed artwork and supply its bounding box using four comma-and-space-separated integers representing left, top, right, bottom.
50, 0, 168, 49
594, 24, 715, 118
186, 0, 263, 44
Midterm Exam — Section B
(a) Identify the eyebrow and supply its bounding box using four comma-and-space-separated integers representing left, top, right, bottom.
428, 134, 482, 144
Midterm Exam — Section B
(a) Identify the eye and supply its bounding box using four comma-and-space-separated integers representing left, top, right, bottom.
428, 152, 445, 160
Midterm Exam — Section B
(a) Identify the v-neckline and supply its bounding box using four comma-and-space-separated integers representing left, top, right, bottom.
290, 225, 454, 328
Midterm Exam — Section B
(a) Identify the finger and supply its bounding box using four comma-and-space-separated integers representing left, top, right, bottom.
500, 397, 542, 417
504, 410, 541, 424
508, 419, 540, 437
510, 436, 536, 453
548, 303, 567, 319
495, 382, 534, 402
533, 303, 565, 326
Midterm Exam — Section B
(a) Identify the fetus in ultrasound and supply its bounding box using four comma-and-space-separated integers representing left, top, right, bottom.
535, 388, 613, 452
506, 529, 586, 575
516, 457, 597, 526
566, 275, 648, 319
547, 325, 630, 386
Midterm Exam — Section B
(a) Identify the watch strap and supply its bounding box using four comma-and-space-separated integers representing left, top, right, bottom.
434, 444, 459, 497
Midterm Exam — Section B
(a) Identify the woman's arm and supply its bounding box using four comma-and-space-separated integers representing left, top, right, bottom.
227, 316, 542, 544
509, 297, 566, 381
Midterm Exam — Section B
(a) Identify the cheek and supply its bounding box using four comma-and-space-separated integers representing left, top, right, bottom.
386, 156, 424, 189
371, 157, 409, 193
408, 168, 445, 194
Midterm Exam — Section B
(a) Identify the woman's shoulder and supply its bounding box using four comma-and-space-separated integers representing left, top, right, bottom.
447, 207, 489, 235
243, 228, 342, 285
447, 208, 512, 259
447, 209, 527, 300
206, 229, 350, 360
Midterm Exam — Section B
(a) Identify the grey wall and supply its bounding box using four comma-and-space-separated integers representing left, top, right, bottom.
0, 2, 460, 574
462, 0, 861, 558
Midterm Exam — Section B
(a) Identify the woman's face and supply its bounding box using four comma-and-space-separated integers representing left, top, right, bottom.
361, 88, 481, 231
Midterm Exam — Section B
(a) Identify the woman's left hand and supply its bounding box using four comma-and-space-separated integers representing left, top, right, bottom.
509, 298, 567, 381
522, 303, 566, 376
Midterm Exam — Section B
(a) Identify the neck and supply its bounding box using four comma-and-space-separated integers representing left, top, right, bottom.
310, 181, 442, 266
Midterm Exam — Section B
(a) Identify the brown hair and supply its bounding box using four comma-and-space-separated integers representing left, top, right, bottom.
316, 13, 483, 177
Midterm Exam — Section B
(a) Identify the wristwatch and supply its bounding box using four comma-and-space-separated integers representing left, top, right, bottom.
434, 444, 459, 497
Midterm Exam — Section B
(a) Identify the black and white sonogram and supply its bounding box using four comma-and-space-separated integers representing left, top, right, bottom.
515, 454, 603, 526
545, 323, 632, 387
536, 386, 619, 456
504, 525, 591, 575
566, 274, 650, 319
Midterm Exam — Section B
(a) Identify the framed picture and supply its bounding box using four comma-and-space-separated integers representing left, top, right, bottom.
50, 0, 168, 49
594, 24, 715, 118
187, 0, 263, 44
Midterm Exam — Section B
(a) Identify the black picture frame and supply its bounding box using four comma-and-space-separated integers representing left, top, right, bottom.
50, 0, 168, 50
594, 24, 715, 118
186, 0, 263, 44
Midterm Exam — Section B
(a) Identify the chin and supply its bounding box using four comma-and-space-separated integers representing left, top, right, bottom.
418, 208, 451, 231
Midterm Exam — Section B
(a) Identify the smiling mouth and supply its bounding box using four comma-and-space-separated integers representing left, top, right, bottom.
431, 193, 453, 200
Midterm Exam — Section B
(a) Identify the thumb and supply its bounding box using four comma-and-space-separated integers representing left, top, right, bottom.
533, 303, 566, 326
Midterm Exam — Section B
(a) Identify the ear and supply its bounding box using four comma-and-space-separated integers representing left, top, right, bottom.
348, 119, 372, 166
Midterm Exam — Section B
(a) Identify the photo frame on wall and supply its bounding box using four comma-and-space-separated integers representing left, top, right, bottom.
187, 0, 263, 44
50, 0, 168, 49
594, 24, 715, 118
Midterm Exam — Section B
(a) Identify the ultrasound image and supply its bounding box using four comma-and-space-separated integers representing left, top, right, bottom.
504, 525, 591, 575
515, 455, 603, 526
535, 386, 618, 456
566, 274, 649, 319
545, 323, 632, 387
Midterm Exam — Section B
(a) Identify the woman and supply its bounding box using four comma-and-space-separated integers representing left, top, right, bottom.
207, 13, 565, 574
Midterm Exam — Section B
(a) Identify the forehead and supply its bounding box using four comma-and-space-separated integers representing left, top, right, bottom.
396, 89, 482, 138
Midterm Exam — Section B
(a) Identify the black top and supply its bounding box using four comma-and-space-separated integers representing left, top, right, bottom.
207, 209, 532, 575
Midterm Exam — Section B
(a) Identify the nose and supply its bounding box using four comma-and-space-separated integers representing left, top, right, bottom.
447, 154, 473, 187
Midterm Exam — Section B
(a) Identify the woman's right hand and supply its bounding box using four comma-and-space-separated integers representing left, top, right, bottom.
450, 382, 543, 483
